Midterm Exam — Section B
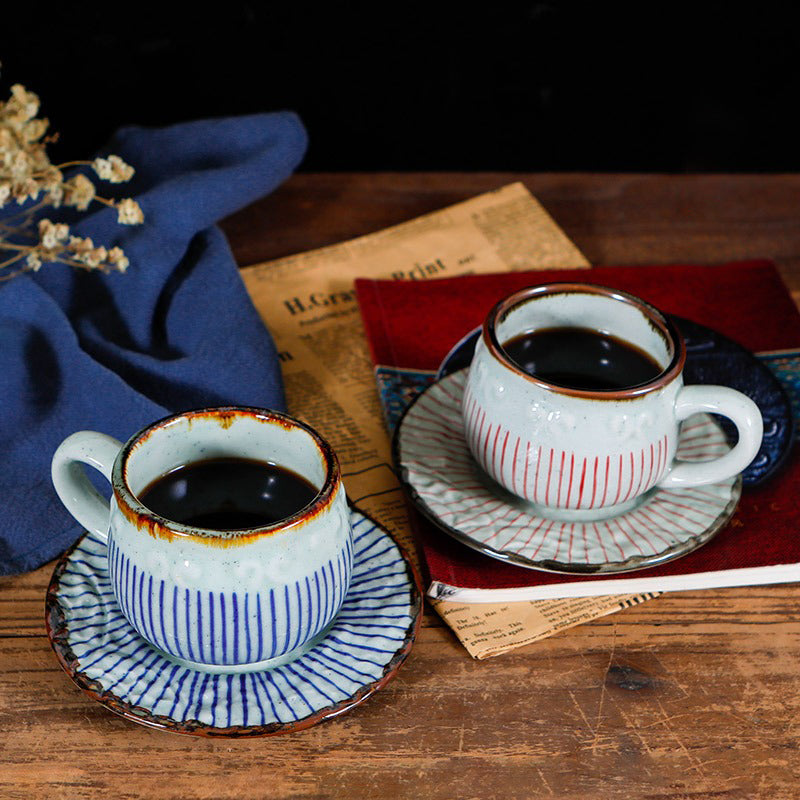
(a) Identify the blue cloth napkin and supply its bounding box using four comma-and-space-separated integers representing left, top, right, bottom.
0, 113, 308, 574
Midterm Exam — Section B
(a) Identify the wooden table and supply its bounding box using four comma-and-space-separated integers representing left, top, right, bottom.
3, 174, 800, 799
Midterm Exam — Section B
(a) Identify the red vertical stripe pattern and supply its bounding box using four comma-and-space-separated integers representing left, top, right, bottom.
404, 371, 738, 568
462, 383, 670, 510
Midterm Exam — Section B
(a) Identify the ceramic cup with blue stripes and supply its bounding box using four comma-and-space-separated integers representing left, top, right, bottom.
51, 407, 353, 674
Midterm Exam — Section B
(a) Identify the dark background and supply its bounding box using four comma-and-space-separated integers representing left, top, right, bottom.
3, 3, 800, 172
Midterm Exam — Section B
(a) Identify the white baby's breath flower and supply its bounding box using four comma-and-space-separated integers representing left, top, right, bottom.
21, 117, 48, 143
10, 149, 32, 179
93, 154, 135, 183
38, 219, 69, 249
65, 235, 124, 272
116, 197, 143, 225
70, 238, 102, 267
29, 142, 51, 170
68, 234, 94, 253
2, 80, 142, 280
44, 173, 64, 207
47, 187, 63, 206
10, 84, 39, 122
41, 165, 63, 191
13, 176, 39, 204
107, 246, 129, 272
82, 245, 107, 268
62, 173, 96, 210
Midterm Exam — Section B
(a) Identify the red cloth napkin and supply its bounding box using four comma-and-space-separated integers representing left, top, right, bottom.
356, 260, 800, 591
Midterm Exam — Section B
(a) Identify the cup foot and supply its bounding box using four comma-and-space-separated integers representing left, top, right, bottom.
153, 621, 337, 675
520, 492, 653, 523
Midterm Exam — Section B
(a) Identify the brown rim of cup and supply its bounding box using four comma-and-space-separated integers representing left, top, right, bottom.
111, 406, 341, 544
483, 283, 687, 400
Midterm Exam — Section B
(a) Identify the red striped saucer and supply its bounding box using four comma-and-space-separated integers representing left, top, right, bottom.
394, 370, 742, 574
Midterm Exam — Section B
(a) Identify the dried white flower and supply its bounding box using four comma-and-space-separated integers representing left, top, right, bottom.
10, 149, 32, 179
62, 173, 96, 210
69, 234, 94, 252
10, 84, 39, 122
14, 176, 39, 204
41, 166, 63, 190
21, 117, 48, 144
46, 184, 63, 207
116, 198, 144, 225
107, 246, 129, 272
38, 219, 70, 249
93, 155, 135, 183
82, 245, 107, 268
2, 80, 142, 281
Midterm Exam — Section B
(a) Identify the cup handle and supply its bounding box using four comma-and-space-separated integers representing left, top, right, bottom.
657, 385, 763, 489
51, 431, 124, 541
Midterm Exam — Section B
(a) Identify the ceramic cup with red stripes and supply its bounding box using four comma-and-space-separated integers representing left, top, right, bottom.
462, 284, 763, 520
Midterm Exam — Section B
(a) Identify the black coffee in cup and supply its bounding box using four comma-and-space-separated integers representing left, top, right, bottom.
139, 457, 318, 530
502, 326, 662, 392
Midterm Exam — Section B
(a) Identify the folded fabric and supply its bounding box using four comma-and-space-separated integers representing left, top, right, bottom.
0, 113, 308, 575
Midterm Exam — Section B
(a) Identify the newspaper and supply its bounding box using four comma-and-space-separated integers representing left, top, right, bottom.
430, 593, 658, 659
240, 182, 653, 658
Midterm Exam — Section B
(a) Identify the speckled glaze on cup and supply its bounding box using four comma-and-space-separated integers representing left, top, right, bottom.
462, 284, 763, 519
51, 407, 353, 673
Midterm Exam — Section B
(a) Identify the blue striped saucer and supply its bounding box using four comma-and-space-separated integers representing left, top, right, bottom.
46, 508, 422, 737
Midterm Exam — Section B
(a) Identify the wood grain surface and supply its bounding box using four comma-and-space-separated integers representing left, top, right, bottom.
3, 174, 800, 799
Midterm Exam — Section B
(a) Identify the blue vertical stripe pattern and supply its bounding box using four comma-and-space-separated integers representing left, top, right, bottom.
107, 539, 352, 667
51, 511, 417, 732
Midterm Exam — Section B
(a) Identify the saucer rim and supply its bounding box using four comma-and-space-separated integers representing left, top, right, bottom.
45, 505, 423, 738
393, 368, 743, 575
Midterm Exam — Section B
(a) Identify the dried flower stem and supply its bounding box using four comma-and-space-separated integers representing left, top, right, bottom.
1, 77, 143, 280
0, 250, 25, 267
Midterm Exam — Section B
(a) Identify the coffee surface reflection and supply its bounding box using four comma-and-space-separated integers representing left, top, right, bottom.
501, 326, 662, 392
139, 457, 318, 530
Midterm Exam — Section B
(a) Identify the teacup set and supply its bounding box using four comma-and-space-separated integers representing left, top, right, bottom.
47, 282, 763, 733
394, 283, 763, 572
48, 407, 421, 734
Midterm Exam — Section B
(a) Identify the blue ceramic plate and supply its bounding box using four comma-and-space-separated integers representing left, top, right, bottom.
435, 315, 794, 488
46, 507, 422, 737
